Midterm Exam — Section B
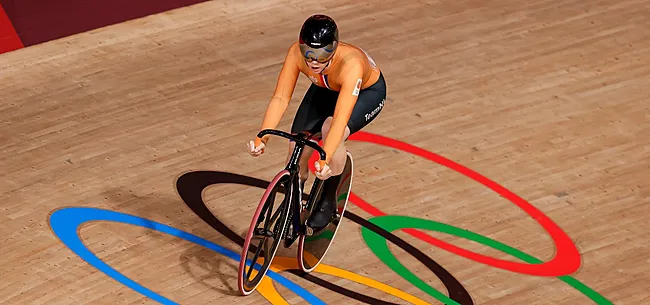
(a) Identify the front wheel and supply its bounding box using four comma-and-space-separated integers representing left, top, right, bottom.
237, 170, 292, 295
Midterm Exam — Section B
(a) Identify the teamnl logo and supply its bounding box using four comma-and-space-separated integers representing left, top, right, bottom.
365, 98, 385, 122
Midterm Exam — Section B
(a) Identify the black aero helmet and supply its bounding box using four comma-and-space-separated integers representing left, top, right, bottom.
299, 14, 339, 63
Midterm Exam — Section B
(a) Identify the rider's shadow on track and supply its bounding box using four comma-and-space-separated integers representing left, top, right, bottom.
173, 171, 273, 296
179, 244, 240, 296
98, 183, 245, 296
173, 170, 474, 305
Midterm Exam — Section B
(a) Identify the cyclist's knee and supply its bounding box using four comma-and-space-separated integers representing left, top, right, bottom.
322, 117, 333, 133
321, 117, 350, 139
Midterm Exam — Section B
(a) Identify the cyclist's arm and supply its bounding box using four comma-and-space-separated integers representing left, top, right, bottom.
321, 61, 364, 165
255, 44, 300, 146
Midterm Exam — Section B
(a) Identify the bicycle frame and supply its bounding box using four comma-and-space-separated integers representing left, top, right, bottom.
239, 129, 350, 295
256, 129, 327, 248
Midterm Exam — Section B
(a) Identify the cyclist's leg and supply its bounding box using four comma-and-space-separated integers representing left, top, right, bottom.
307, 73, 386, 230
290, 84, 338, 183
322, 72, 387, 176
347, 72, 387, 136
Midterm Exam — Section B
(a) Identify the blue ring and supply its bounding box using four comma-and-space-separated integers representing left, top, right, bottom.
49, 207, 325, 305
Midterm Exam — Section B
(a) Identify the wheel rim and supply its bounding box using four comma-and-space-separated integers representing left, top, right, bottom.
238, 171, 293, 295
298, 152, 354, 273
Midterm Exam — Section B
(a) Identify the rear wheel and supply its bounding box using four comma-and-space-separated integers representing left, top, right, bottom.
298, 151, 354, 273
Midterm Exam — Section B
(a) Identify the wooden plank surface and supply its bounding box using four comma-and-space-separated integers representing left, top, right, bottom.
0, 0, 648, 304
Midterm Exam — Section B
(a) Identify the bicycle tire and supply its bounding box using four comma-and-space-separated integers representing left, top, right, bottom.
237, 170, 293, 295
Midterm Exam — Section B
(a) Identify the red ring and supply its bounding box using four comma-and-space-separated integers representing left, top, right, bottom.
308, 131, 580, 276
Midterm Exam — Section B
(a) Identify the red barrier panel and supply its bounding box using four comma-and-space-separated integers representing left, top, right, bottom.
0, 3, 23, 54
1, 0, 208, 47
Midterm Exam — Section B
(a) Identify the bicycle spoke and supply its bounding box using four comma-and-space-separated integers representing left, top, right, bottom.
239, 171, 294, 295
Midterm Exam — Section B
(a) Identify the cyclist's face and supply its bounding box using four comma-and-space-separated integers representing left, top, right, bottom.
306, 59, 327, 73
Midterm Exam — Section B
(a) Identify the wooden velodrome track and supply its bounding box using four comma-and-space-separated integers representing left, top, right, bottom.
1, 0, 649, 304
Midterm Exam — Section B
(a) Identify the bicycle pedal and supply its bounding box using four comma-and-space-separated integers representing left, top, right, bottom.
254, 228, 274, 237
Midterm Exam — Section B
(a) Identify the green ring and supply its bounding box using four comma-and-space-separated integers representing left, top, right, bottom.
361, 215, 613, 305
305, 230, 334, 242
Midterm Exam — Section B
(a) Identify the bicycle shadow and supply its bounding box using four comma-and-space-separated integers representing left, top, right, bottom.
95, 184, 247, 297
172, 170, 474, 305
179, 245, 240, 296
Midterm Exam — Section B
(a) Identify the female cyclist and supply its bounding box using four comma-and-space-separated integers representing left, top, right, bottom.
247, 14, 387, 231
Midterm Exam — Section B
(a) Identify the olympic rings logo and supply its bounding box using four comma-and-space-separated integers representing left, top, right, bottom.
48, 131, 613, 304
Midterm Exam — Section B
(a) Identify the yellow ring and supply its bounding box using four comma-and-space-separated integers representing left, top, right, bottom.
257, 276, 290, 305
254, 255, 432, 305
